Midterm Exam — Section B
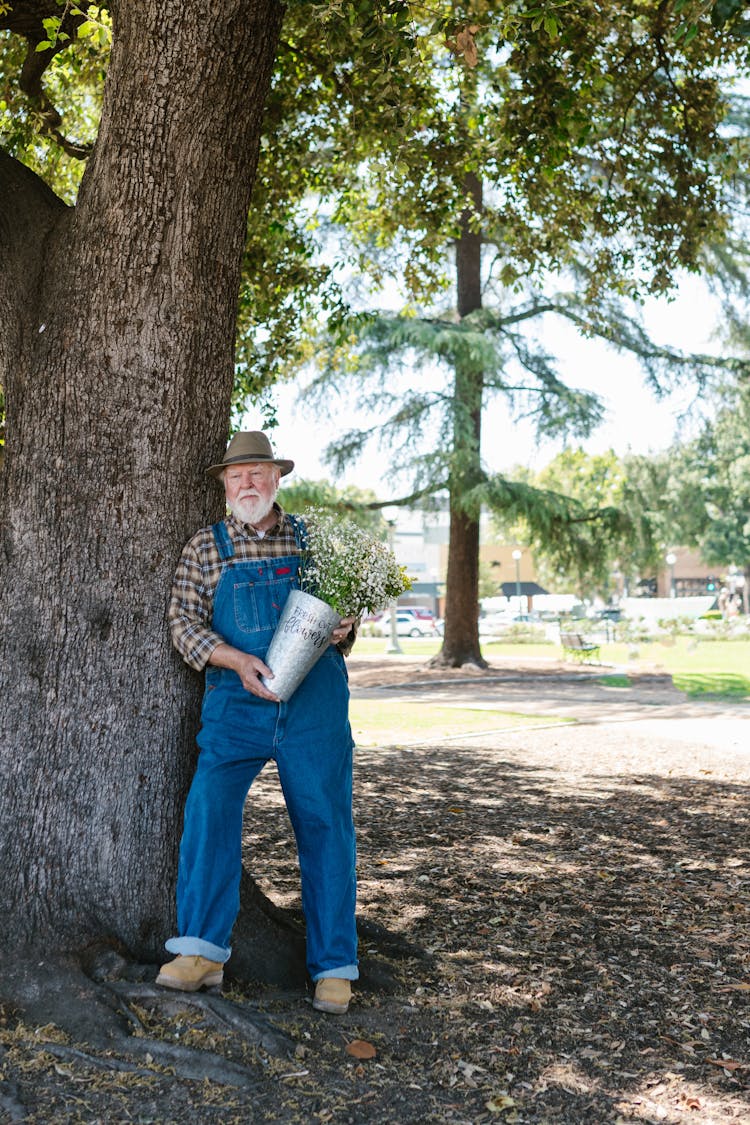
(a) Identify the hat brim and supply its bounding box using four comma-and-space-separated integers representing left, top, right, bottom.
206, 456, 294, 481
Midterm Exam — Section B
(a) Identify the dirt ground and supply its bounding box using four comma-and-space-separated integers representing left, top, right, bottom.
2, 655, 749, 1124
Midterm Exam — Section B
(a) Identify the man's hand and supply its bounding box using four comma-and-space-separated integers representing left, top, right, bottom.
330, 616, 357, 646
235, 652, 280, 701
208, 643, 280, 701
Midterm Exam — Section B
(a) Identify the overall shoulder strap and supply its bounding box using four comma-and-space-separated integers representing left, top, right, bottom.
289, 514, 308, 551
211, 520, 235, 561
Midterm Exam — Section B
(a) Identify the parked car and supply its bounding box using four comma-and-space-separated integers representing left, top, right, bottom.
403, 607, 437, 624
374, 611, 437, 637
478, 612, 515, 636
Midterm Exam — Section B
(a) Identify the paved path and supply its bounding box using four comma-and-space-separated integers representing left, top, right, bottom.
348, 656, 750, 755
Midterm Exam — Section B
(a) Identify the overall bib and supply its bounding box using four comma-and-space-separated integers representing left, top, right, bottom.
166, 519, 358, 982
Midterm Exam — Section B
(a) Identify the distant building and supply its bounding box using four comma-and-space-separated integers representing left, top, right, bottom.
389, 506, 543, 615
388, 507, 446, 614
634, 548, 732, 601
388, 505, 744, 616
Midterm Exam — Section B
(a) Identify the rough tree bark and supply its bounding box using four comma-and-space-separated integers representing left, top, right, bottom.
0, 0, 288, 966
431, 171, 488, 669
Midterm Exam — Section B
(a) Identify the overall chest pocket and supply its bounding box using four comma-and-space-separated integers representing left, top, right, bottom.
233, 574, 296, 635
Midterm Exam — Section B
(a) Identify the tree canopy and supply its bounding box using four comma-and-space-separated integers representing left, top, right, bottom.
280, 2, 749, 661
4, 3, 750, 663
4, 2, 749, 386
492, 448, 635, 601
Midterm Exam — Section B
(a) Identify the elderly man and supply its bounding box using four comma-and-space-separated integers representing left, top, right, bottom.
157, 431, 357, 1014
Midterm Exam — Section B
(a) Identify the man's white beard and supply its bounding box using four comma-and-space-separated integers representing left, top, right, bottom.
230, 492, 276, 527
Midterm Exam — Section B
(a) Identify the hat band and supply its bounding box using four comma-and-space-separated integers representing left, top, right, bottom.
221, 453, 278, 466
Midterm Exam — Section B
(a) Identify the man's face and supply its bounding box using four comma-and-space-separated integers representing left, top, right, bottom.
223, 462, 280, 526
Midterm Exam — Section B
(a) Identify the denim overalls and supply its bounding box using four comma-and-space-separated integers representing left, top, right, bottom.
166, 518, 358, 983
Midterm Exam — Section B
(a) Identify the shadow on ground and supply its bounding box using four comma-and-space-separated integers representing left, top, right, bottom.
2, 705, 748, 1123
242, 723, 750, 1124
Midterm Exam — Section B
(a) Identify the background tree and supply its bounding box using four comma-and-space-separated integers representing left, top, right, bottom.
659, 380, 750, 609
492, 449, 631, 602
279, 477, 386, 534
620, 450, 679, 587
295, 2, 746, 668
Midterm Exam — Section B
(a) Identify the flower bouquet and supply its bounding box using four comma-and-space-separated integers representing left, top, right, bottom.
296, 511, 411, 616
262, 510, 411, 700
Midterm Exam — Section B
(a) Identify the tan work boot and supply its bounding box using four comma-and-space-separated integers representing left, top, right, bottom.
313, 977, 351, 1014
156, 954, 224, 992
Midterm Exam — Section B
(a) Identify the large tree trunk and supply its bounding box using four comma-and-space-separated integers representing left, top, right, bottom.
432, 171, 487, 669
0, 0, 284, 961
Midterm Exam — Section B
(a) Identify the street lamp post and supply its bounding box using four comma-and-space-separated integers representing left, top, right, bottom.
666, 552, 676, 599
385, 516, 403, 654
512, 549, 522, 615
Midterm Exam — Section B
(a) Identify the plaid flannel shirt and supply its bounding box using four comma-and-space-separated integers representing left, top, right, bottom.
169, 505, 356, 670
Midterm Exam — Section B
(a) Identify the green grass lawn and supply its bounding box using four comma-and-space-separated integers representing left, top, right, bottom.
349, 699, 569, 746
353, 634, 750, 699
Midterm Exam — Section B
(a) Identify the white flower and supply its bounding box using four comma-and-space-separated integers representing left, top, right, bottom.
297, 510, 412, 617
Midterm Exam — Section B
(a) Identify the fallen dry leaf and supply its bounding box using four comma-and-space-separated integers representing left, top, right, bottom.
705, 1058, 747, 1071
346, 1039, 377, 1060
486, 1093, 516, 1113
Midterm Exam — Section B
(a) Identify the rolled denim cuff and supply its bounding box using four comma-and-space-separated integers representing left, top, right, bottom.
311, 963, 359, 982
165, 935, 231, 963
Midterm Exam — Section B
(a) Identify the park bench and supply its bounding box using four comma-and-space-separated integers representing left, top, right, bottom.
560, 631, 601, 664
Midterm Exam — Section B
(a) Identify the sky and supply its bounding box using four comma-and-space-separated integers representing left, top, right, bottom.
243, 273, 727, 500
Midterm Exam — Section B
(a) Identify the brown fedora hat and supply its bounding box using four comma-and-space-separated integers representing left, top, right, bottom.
205, 431, 295, 480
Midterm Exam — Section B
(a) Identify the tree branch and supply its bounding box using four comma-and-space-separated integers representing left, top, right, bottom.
0, 148, 68, 379
337, 482, 448, 511
0, 147, 68, 261
1, 1, 94, 159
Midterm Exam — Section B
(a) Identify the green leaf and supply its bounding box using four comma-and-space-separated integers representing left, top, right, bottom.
711, 0, 744, 28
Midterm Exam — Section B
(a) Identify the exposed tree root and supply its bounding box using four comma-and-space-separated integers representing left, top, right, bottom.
1, 950, 127, 1046
11, 1032, 266, 1089
426, 651, 489, 671
0, 888, 423, 1094
0, 947, 294, 1091
355, 916, 433, 992
229, 870, 308, 987
0, 1073, 25, 1123
26, 1040, 157, 1078
106, 981, 290, 1056
119, 1037, 265, 1087
229, 870, 424, 993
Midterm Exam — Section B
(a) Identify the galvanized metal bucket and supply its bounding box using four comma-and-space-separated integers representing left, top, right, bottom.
262, 589, 340, 702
